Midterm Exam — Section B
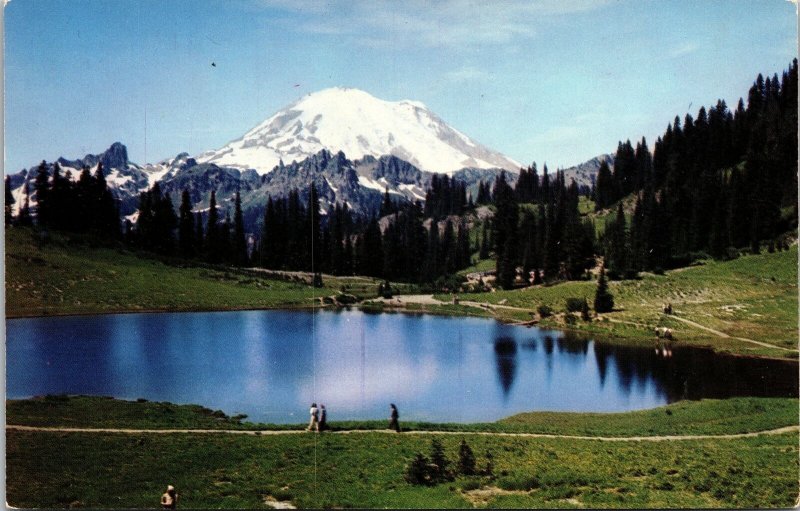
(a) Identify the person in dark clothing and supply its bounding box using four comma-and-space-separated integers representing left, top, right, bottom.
389, 403, 400, 432
318, 404, 327, 431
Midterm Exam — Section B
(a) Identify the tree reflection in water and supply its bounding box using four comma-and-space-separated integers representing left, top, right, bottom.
493, 337, 518, 399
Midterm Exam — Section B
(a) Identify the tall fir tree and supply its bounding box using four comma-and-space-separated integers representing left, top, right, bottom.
206, 190, 222, 263
5, 176, 15, 226
233, 190, 248, 266
33, 161, 50, 227
178, 189, 195, 259
594, 266, 614, 313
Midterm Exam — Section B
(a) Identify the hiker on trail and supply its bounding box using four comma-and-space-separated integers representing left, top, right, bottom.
161, 485, 178, 509
307, 403, 319, 432
319, 404, 327, 431
389, 403, 400, 432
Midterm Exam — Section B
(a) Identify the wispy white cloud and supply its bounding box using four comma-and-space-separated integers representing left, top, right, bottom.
443, 66, 492, 83
262, 0, 610, 48
667, 41, 699, 59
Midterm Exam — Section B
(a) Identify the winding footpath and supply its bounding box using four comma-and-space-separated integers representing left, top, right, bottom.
7, 424, 798, 442
383, 294, 797, 353
666, 315, 796, 352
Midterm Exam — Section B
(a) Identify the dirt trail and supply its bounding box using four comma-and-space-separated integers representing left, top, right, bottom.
7, 424, 798, 442
385, 294, 796, 353
381, 294, 531, 313
667, 315, 796, 352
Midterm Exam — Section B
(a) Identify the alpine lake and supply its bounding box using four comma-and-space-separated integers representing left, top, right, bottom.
7, 308, 797, 424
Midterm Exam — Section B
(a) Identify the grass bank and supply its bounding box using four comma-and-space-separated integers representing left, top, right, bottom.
6, 397, 798, 509
5, 227, 386, 318
7, 395, 798, 437
438, 246, 799, 359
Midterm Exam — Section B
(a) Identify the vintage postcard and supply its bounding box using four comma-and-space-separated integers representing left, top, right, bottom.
4, 1, 798, 508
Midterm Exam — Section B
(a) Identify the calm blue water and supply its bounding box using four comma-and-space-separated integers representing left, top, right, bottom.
6, 309, 797, 423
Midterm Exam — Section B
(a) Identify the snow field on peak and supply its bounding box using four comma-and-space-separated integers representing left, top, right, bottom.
197, 87, 520, 175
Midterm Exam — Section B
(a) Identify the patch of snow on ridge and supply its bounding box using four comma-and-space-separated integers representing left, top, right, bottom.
357, 175, 386, 193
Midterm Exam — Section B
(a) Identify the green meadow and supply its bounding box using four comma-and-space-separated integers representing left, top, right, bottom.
5, 228, 388, 317
6, 396, 798, 509
438, 245, 799, 358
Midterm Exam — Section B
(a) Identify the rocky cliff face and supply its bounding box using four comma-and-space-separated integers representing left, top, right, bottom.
9, 143, 519, 233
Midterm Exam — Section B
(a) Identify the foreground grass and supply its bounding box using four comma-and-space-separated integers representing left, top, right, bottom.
7, 429, 798, 508
8, 397, 797, 508
7, 395, 798, 437
437, 246, 799, 358
5, 228, 385, 317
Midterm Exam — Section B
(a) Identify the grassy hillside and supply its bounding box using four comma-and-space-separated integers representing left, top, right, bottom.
6, 396, 798, 509
438, 246, 799, 358
5, 227, 385, 317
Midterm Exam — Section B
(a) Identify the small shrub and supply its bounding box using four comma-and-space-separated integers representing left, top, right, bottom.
565, 297, 586, 313
537, 305, 553, 318
457, 439, 476, 476
429, 439, 453, 482
404, 453, 434, 486
580, 300, 591, 321
564, 313, 578, 325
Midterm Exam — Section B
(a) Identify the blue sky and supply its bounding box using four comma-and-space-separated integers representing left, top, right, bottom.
4, 0, 797, 173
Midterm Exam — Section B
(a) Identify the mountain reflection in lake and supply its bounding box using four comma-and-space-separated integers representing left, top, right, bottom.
6, 309, 797, 424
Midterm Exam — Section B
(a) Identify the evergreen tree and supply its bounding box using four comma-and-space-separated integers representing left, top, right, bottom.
93, 163, 119, 238
206, 190, 222, 263
178, 189, 195, 258
359, 216, 384, 277
75, 166, 94, 232
5, 176, 15, 226
151, 183, 177, 255
194, 212, 204, 258
307, 185, 321, 271
594, 266, 614, 313
479, 221, 490, 259
34, 161, 51, 227
594, 160, 614, 210
493, 172, 518, 289
428, 438, 453, 483
49, 163, 72, 231
605, 203, 630, 277
233, 190, 248, 266
457, 439, 476, 476
380, 188, 394, 217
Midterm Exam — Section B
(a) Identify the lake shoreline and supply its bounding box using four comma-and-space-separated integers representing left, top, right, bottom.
7, 395, 799, 435
7, 300, 798, 363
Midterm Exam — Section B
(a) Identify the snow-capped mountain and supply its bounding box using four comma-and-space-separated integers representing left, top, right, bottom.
196, 87, 521, 175
8, 88, 527, 230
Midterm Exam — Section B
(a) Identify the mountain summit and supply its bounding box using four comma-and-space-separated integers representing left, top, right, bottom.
196, 87, 521, 175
